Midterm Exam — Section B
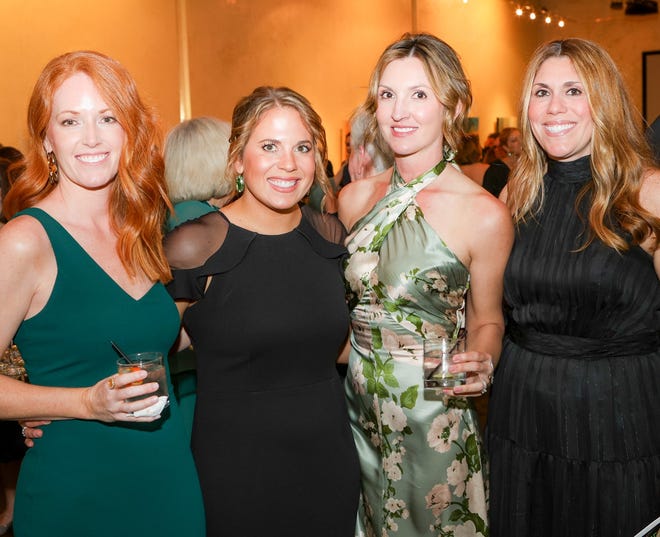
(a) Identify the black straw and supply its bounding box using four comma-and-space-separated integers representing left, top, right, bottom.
110, 341, 134, 363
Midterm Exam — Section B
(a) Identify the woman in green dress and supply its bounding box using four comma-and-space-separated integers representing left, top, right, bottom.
338, 34, 513, 536
0, 51, 205, 537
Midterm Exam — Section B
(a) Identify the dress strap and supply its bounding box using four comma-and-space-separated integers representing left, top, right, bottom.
347, 158, 449, 254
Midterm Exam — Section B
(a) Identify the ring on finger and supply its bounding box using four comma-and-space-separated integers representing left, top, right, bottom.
21, 426, 27, 438
480, 379, 488, 395
107, 376, 116, 390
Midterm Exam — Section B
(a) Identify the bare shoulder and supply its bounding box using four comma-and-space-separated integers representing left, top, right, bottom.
0, 214, 53, 322
0, 213, 51, 265
458, 185, 514, 262
338, 168, 392, 231
428, 166, 513, 236
471, 186, 513, 234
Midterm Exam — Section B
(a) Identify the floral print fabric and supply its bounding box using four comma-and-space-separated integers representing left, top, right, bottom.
344, 161, 489, 537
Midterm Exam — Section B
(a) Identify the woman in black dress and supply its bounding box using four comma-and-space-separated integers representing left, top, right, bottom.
486, 38, 660, 537
164, 86, 360, 536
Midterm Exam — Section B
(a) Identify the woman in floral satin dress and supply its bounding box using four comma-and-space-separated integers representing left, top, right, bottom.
338, 34, 513, 536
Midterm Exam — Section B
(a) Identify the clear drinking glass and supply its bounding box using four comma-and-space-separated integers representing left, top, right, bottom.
423, 336, 466, 388
117, 351, 169, 417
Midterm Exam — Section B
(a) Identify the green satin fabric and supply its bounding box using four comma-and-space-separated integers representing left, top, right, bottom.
344, 161, 489, 536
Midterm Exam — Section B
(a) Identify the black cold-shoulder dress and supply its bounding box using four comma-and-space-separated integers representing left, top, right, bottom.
487, 157, 660, 537
165, 207, 360, 537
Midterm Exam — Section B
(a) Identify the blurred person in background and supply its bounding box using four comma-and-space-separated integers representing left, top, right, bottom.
482, 126, 522, 197
0, 145, 25, 536
163, 116, 233, 440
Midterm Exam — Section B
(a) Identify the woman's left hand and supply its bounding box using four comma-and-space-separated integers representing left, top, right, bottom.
445, 350, 494, 397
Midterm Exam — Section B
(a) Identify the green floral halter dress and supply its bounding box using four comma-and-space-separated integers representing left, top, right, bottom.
344, 160, 489, 537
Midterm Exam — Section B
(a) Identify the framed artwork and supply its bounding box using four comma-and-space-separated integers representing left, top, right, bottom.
642, 50, 660, 121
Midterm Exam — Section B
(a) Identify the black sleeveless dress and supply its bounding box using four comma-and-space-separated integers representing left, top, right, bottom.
165, 208, 360, 537
486, 157, 660, 537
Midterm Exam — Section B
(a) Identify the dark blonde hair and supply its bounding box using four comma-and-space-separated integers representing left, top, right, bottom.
165, 116, 232, 203
226, 86, 331, 201
4, 50, 171, 281
361, 33, 472, 156
508, 38, 659, 251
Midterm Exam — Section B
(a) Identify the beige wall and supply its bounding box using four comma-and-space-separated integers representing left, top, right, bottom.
538, 1, 660, 123
185, 0, 412, 166
1, 0, 658, 167
0, 0, 180, 152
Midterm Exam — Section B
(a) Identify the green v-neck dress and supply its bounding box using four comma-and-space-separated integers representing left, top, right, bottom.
11, 208, 205, 537
343, 162, 489, 536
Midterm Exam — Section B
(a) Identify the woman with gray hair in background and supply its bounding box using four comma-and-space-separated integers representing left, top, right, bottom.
163, 116, 234, 440
164, 116, 233, 231
346, 106, 394, 181
312, 107, 394, 214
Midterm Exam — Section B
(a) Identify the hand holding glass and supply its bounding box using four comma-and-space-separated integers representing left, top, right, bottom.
423, 337, 466, 388
117, 352, 169, 417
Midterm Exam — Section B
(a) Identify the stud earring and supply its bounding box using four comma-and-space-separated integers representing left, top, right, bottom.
235, 174, 245, 194
47, 152, 59, 185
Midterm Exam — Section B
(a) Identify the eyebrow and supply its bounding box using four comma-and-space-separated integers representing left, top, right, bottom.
533, 80, 583, 87
377, 83, 432, 96
256, 138, 312, 145
54, 108, 113, 116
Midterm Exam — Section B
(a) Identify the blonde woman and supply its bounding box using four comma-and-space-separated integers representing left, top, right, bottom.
487, 38, 660, 537
339, 33, 513, 536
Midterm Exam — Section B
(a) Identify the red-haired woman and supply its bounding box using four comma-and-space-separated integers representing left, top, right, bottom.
0, 51, 205, 537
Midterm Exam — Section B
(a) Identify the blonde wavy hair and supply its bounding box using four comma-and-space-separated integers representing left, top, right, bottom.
508, 38, 659, 251
360, 33, 472, 157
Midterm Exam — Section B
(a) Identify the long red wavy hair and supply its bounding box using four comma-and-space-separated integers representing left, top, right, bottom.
4, 50, 172, 282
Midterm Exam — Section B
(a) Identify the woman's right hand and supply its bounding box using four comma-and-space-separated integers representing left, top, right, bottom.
81, 369, 162, 422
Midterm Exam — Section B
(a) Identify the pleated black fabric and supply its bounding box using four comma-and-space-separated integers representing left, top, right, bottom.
487, 156, 660, 537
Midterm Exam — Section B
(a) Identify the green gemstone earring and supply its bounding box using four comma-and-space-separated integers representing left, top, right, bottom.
235, 174, 245, 194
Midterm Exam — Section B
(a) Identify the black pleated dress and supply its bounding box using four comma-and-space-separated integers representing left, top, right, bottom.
486, 156, 660, 537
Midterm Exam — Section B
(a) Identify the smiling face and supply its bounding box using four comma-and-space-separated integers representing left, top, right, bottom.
44, 72, 125, 190
528, 56, 593, 162
375, 57, 445, 167
235, 105, 315, 214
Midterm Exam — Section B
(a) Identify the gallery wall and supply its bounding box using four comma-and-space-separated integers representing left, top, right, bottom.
0, 0, 657, 167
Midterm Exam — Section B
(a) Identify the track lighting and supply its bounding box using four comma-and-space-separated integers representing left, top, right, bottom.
511, 3, 567, 28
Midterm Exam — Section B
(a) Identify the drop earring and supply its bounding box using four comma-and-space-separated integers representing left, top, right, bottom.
235, 174, 245, 194
47, 151, 59, 184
